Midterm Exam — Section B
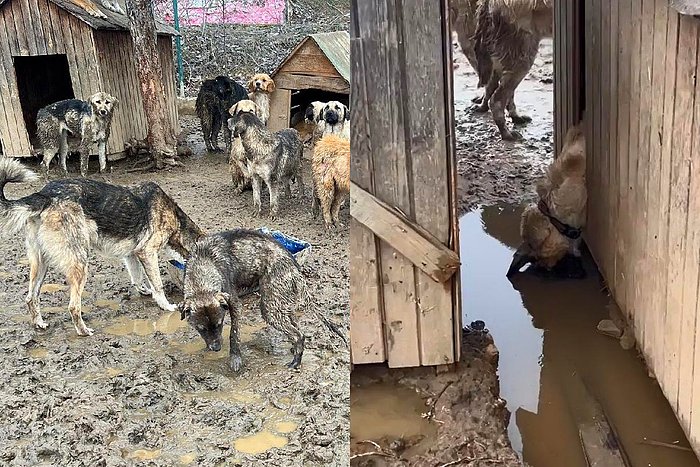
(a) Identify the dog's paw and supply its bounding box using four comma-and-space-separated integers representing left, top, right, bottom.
34, 318, 49, 330
286, 357, 302, 370
511, 115, 532, 125
470, 103, 489, 113
501, 130, 523, 141
471, 94, 484, 104
162, 303, 178, 313
76, 325, 94, 337
136, 284, 152, 296
229, 355, 243, 372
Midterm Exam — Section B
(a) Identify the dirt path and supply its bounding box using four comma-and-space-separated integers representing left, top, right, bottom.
350, 38, 554, 467
0, 117, 349, 467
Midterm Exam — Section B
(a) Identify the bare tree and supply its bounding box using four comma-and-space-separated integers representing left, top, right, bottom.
125, 0, 181, 169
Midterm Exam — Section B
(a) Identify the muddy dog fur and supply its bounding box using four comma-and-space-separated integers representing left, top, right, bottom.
320, 101, 350, 140
196, 76, 247, 153
228, 112, 304, 219
228, 100, 263, 194
312, 134, 350, 229
0, 159, 203, 336
179, 230, 346, 372
507, 125, 586, 278
449, 0, 484, 104
247, 73, 276, 125
473, 0, 553, 140
36, 92, 119, 177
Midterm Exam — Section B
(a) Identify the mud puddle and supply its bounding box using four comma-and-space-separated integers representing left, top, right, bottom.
460, 205, 700, 466
350, 381, 437, 458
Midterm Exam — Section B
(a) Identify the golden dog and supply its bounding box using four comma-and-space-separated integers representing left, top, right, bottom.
311, 134, 350, 229
247, 73, 275, 125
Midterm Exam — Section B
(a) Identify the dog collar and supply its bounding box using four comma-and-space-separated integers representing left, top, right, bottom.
537, 200, 582, 240
169, 259, 186, 270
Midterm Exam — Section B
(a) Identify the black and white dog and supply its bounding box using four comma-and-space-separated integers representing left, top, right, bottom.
36, 92, 119, 177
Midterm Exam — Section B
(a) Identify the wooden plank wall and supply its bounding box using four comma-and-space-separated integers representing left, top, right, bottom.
562, 0, 700, 456
350, 0, 460, 367
0, 0, 99, 156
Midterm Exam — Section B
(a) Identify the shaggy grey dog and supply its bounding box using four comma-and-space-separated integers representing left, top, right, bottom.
195, 76, 247, 153
178, 230, 346, 372
228, 112, 304, 219
36, 92, 119, 177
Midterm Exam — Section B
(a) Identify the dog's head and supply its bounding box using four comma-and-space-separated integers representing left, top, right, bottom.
229, 99, 261, 119
248, 73, 275, 94
89, 92, 118, 118
179, 291, 229, 352
227, 111, 258, 138
213, 76, 233, 99
322, 101, 349, 125
305, 101, 325, 124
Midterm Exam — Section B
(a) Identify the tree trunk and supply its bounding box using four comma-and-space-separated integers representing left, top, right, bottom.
125, 0, 178, 168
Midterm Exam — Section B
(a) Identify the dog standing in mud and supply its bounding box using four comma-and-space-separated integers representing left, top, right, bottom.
36, 92, 119, 177
196, 76, 247, 153
312, 134, 350, 229
473, 0, 553, 140
228, 112, 304, 219
247, 73, 275, 125
0, 159, 203, 336
507, 125, 586, 278
179, 230, 346, 372
228, 100, 262, 193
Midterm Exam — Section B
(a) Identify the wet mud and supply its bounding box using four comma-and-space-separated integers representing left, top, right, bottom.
0, 116, 349, 466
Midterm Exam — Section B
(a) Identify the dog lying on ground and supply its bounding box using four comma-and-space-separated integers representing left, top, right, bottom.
320, 101, 350, 140
179, 229, 346, 372
247, 73, 275, 125
196, 76, 247, 153
36, 92, 119, 177
228, 100, 262, 193
312, 134, 350, 229
0, 159, 203, 336
473, 0, 553, 140
228, 112, 304, 219
507, 125, 586, 278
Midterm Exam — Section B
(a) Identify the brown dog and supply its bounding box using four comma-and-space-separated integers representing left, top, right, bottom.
247, 73, 275, 125
311, 134, 350, 229
507, 125, 586, 277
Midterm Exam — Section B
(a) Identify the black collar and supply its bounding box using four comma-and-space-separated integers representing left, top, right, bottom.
537, 200, 582, 239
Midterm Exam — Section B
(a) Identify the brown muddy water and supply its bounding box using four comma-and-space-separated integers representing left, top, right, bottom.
461, 205, 700, 467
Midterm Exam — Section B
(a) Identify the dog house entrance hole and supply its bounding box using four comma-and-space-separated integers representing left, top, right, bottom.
14, 54, 75, 144
290, 89, 349, 127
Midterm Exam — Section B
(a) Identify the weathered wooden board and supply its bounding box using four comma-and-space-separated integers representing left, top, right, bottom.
274, 73, 349, 94
268, 89, 291, 133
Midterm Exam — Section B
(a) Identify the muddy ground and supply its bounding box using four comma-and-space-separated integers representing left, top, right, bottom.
350, 38, 554, 467
0, 116, 349, 466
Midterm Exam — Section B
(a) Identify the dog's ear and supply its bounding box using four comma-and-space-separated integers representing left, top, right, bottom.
247, 77, 255, 93
227, 117, 237, 133
266, 78, 276, 93
229, 103, 238, 116
111, 96, 120, 109
343, 105, 350, 121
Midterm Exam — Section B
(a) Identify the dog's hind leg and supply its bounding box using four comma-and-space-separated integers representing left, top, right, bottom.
471, 70, 500, 113
202, 115, 214, 152
489, 68, 529, 141
124, 254, 151, 296
267, 180, 280, 220
507, 100, 532, 125
320, 185, 335, 229
25, 238, 49, 330
251, 175, 263, 217
136, 250, 176, 312
78, 136, 91, 177
331, 190, 347, 228
58, 129, 69, 175
66, 263, 93, 336
211, 113, 223, 153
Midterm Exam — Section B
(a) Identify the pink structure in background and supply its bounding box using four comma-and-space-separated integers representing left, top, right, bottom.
155, 0, 286, 26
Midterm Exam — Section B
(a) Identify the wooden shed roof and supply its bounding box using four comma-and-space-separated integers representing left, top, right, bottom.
670, 0, 700, 14
0, 0, 178, 35
272, 31, 350, 83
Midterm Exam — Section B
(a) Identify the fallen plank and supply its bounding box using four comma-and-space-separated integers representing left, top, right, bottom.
350, 182, 460, 283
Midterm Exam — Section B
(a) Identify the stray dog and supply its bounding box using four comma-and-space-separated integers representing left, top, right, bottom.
247, 73, 275, 125
228, 112, 304, 219
36, 92, 119, 177
179, 229, 346, 372
320, 101, 350, 139
0, 159, 203, 336
196, 76, 247, 153
312, 134, 350, 229
507, 125, 586, 278
473, 0, 553, 140
304, 101, 327, 146
228, 100, 262, 193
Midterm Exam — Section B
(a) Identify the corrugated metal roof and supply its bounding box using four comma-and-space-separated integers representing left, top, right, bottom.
271, 30, 350, 84
0, 0, 178, 35
309, 31, 350, 83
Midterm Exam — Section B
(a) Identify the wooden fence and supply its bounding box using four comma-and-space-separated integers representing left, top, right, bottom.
349, 0, 462, 368
556, 0, 700, 455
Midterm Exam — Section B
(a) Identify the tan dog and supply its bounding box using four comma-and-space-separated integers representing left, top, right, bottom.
247, 73, 275, 125
311, 134, 350, 229
507, 125, 586, 277
228, 100, 262, 193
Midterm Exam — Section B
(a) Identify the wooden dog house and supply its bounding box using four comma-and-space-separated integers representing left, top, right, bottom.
555, 0, 700, 456
350, 0, 462, 368
0, 0, 179, 159
268, 31, 350, 132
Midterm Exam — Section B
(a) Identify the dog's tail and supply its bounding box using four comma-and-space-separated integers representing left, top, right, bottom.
0, 158, 40, 236
299, 279, 348, 346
